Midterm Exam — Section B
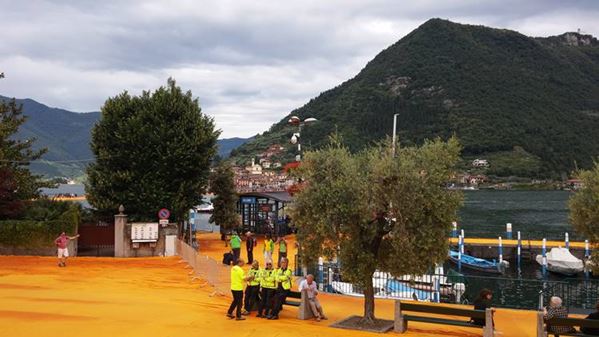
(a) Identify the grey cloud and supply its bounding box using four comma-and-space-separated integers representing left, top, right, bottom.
1, 0, 598, 138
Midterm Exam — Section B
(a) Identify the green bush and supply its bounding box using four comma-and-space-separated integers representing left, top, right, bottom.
0, 202, 80, 248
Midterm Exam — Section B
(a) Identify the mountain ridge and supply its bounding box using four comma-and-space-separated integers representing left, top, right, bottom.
1, 95, 249, 178
231, 18, 599, 178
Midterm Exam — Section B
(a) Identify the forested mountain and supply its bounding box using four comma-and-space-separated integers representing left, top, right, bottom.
232, 19, 599, 178
0, 96, 248, 178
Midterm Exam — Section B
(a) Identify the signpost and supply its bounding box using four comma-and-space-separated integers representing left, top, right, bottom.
158, 208, 171, 220
131, 223, 159, 242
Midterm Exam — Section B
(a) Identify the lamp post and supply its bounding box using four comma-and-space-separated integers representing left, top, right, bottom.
392, 113, 399, 157
288, 116, 317, 161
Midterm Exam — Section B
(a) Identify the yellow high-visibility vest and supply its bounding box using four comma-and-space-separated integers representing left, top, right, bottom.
275, 268, 292, 290
231, 265, 245, 291
247, 268, 261, 286
260, 269, 276, 289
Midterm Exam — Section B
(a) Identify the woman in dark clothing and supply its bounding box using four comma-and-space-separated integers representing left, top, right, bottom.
581, 301, 599, 335
472, 288, 495, 326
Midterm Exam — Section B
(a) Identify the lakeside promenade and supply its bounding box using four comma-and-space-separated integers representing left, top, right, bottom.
0, 234, 577, 337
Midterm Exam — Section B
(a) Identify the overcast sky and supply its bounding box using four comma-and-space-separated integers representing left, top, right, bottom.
1, 1, 598, 138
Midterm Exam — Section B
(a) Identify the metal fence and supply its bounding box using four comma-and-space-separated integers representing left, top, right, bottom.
176, 239, 231, 296
305, 261, 598, 311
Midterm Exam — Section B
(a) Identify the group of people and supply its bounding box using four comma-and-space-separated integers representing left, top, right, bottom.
224, 231, 287, 266
225, 232, 326, 322
227, 257, 294, 321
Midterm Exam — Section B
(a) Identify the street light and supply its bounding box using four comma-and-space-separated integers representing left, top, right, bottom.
288, 115, 317, 161
392, 113, 399, 157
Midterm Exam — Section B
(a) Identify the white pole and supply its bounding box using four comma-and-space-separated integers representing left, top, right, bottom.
392, 113, 398, 157
565, 232, 570, 249
542, 238, 547, 276
460, 229, 465, 240
506, 223, 512, 239
498, 236, 503, 263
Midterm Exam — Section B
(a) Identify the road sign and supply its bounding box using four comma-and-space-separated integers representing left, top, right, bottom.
159, 219, 169, 226
158, 208, 170, 219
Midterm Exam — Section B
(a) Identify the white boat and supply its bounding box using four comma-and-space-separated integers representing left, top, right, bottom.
330, 281, 431, 301
195, 202, 214, 213
536, 247, 584, 275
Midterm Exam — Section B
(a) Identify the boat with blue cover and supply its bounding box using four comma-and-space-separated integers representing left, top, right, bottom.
448, 250, 508, 274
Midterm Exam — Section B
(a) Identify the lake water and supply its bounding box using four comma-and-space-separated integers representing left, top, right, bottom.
459, 190, 574, 241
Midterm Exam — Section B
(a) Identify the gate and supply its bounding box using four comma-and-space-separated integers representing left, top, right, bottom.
77, 220, 115, 256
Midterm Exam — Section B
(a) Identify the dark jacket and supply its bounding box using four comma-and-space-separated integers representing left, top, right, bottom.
472, 298, 492, 326
581, 312, 599, 335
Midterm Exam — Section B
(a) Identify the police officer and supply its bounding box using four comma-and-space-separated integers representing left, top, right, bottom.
268, 257, 292, 320
256, 260, 276, 318
242, 260, 261, 315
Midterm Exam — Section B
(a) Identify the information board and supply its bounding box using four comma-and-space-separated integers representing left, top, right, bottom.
131, 223, 159, 242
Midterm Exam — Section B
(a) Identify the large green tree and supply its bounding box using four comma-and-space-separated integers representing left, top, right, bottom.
0, 98, 48, 219
86, 79, 219, 222
292, 136, 463, 324
568, 162, 599, 273
209, 161, 239, 232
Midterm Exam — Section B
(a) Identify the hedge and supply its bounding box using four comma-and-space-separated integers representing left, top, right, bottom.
0, 219, 77, 248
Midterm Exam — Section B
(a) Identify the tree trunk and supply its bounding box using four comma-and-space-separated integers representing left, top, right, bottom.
361, 273, 376, 325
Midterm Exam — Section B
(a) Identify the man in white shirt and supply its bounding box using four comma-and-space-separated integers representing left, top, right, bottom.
298, 274, 327, 321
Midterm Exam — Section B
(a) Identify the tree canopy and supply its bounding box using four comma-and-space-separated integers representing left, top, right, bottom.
0, 98, 48, 219
568, 162, 599, 272
291, 136, 463, 323
86, 79, 219, 222
209, 161, 239, 232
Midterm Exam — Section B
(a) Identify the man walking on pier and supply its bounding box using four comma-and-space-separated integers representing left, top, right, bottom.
54, 232, 79, 267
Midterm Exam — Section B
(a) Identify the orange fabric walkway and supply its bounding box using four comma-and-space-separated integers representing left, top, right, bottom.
0, 255, 538, 337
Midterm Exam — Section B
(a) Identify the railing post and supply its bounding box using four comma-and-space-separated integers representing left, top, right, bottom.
565, 232, 570, 249
506, 223, 512, 239
542, 238, 547, 277
585, 239, 590, 279
451, 221, 457, 238
458, 235, 463, 273
498, 236, 503, 264
318, 257, 324, 291
517, 231, 522, 272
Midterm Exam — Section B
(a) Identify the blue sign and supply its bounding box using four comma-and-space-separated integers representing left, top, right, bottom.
241, 197, 256, 204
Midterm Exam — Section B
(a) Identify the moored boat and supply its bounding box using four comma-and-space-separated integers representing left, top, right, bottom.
535, 247, 584, 276
448, 250, 508, 274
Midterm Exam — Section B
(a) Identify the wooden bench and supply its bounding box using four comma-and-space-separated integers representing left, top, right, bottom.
284, 290, 301, 307
394, 300, 494, 337
536, 311, 599, 337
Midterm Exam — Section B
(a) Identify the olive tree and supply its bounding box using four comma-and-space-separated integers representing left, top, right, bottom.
569, 162, 599, 273
291, 136, 463, 324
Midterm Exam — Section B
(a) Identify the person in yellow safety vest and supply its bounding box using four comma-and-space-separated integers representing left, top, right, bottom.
242, 260, 261, 315
263, 234, 274, 263
256, 260, 276, 318
227, 258, 252, 321
268, 257, 293, 320
277, 235, 287, 266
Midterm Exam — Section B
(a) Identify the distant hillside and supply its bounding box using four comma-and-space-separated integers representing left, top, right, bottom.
232, 19, 599, 178
0, 95, 99, 179
1, 96, 248, 178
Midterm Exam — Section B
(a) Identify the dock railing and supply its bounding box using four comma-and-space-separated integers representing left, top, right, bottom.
176, 239, 231, 296
303, 261, 596, 311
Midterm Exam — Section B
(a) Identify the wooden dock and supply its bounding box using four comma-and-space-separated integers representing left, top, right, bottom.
449, 237, 591, 249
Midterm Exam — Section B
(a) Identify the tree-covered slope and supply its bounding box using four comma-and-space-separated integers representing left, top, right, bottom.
232, 19, 599, 178
0, 95, 249, 178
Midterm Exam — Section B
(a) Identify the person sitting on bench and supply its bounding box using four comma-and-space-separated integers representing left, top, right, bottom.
299, 274, 327, 322
472, 289, 495, 326
581, 301, 599, 336
544, 296, 576, 336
